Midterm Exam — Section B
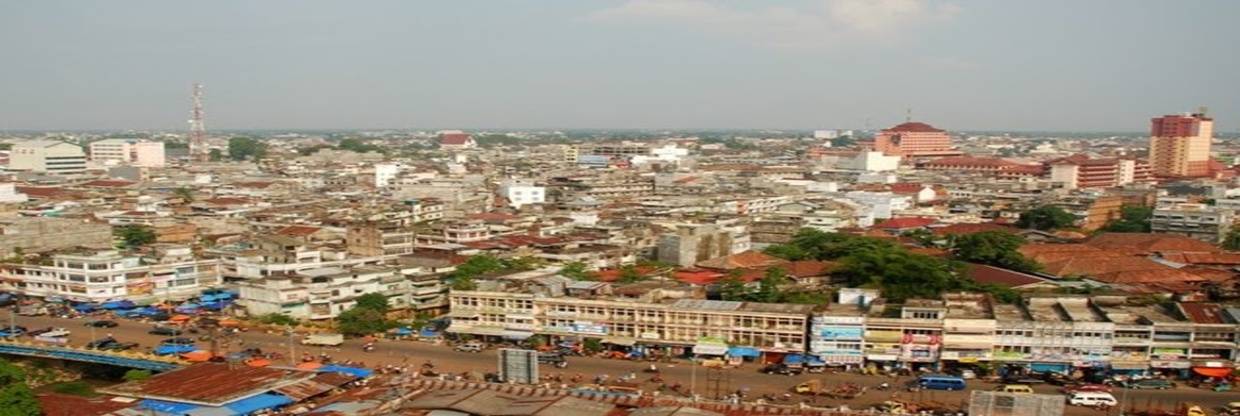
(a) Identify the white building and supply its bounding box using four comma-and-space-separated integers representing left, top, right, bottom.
0, 249, 221, 302
631, 144, 691, 166
88, 139, 165, 168
374, 163, 401, 188
9, 140, 87, 175
843, 191, 911, 220
236, 265, 395, 320
0, 183, 28, 204
499, 180, 545, 208
848, 151, 901, 172
814, 130, 840, 139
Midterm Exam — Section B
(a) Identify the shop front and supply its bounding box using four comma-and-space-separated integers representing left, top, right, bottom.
1190, 359, 1234, 381
1151, 348, 1191, 378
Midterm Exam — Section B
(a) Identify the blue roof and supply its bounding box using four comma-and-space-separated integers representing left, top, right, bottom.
727, 346, 761, 358
224, 393, 292, 414
141, 399, 201, 415
317, 365, 372, 378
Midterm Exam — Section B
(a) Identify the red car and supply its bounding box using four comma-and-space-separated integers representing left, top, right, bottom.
1063, 384, 1112, 394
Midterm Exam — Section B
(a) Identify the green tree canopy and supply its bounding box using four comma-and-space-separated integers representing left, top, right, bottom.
354, 293, 390, 314
952, 231, 1040, 273
173, 186, 194, 203
617, 264, 645, 283
0, 358, 39, 416
1223, 228, 1240, 251
558, 261, 595, 281
122, 369, 152, 382
227, 137, 267, 161
336, 307, 389, 337
1100, 205, 1153, 233
1016, 205, 1076, 231
114, 225, 156, 249
717, 270, 749, 301
337, 138, 384, 154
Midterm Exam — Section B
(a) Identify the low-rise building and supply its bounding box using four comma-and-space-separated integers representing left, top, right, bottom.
9, 140, 87, 175
0, 249, 221, 302
1150, 202, 1233, 243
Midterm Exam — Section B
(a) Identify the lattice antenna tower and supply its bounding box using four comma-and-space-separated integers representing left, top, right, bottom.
189, 83, 208, 162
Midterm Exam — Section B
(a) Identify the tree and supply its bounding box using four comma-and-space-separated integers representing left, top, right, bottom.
337, 138, 384, 154
1017, 205, 1076, 231
227, 137, 267, 161
0, 358, 39, 416
447, 255, 506, 290
122, 369, 152, 382
50, 381, 95, 397
559, 261, 595, 281
114, 225, 156, 248
1223, 228, 1240, 250
259, 313, 297, 326
901, 228, 938, 247
617, 264, 645, 283
354, 293, 389, 314
752, 268, 790, 303
1100, 205, 1153, 233
208, 148, 223, 161
337, 307, 389, 337
952, 231, 1040, 273
582, 338, 603, 354
717, 270, 750, 301
173, 186, 194, 203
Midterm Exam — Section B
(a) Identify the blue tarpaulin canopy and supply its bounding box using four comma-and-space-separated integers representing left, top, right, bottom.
1030, 363, 1070, 374
223, 393, 293, 414
391, 327, 413, 336
318, 365, 372, 378
805, 355, 826, 366
101, 300, 136, 310
153, 345, 198, 356
783, 354, 805, 365
141, 399, 201, 414
175, 303, 200, 313
419, 328, 439, 337
727, 346, 761, 358
73, 304, 97, 313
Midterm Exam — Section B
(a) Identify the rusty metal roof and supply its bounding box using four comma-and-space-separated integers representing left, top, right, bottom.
99, 363, 313, 406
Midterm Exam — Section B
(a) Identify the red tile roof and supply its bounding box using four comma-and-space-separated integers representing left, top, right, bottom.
965, 264, 1048, 288
885, 121, 944, 133
781, 260, 837, 278
931, 223, 1015, 236
673, 269, 724, 285
15, 186, 71, 199
80, 179, 136, 188
595, 266, 658, 282
439, 133, 473, 145
37, 393, 134, 416
276, 225, 322, 237
1178, 302, 1229, 324
874, 217, 937, 230
1087, 233, 1222, 255
1159, 252, 1240, 266
695, 250, 787, 270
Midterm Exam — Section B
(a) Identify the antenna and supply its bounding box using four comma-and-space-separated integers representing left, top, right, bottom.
189, 83, 208, 162
906, 107, 913, 123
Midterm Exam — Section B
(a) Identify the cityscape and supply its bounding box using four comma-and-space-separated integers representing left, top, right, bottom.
1, 2, 1239, 416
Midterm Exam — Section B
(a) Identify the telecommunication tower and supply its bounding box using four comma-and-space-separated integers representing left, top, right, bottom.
189, 83, 208, 162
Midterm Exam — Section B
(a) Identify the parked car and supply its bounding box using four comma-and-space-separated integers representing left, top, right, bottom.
1126, 379, 1175, 390
24, 327, 54, 337
915, 375, 967, 391
1068, 392, 1117, 407
761, 363, 802, 376
301, 333, 344, 347
161, 337, 195, 345
995, 384, 1034, 394
84, 320, 119, 328
148, 326, 182, 336
0, 325, 27, 337
86, 337, 118, 349
454, 341, 485, 353
100, 341, 138, 351
538, 352, 568, 368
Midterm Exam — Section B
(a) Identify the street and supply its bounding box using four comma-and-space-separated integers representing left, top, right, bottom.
6, 314, 1235, 415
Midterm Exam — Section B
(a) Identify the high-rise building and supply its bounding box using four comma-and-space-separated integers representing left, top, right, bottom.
872, 121, 961, 157
89, 139, 165, 168
1148, 112, 1213, 177
1046, 154, 1152, 190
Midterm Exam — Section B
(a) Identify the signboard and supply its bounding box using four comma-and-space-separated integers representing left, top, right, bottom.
818, 327, 863, 340
570, 321, 607, 335
498, 349, 539, 384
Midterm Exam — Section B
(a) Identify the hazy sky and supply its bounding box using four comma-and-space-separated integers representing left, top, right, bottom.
2, 0, 1237, 131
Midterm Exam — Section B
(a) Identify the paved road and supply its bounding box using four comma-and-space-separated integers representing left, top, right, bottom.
6, 314, 1234, 415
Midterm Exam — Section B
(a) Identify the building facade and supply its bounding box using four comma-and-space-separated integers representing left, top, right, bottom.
1149, 112, 1213, 178
9, 140, 87, 174
873, 122, 961, 158
0, 250, 221, 302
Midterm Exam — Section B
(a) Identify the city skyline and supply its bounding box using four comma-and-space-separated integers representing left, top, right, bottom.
2, 0, 1237, 132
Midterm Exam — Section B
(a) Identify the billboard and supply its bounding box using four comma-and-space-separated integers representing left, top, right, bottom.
498, 348, 539, 384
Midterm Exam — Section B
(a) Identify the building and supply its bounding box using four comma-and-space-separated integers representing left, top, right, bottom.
656, 224, 734, 267
374, 163, 400, 188
347, 221, 416, 256
1047, 155, 1152, 190
9, 140, 87, 174
89, 139, 166, 168
1150, 202, 1233, 243
499, 180, 546, 209
1149, 112, 1213, 178
0, 183, 29, 204
0, 218, 113, 258
236, 266, 392, 320
921, 156, 1044, 179
0, 249, 221, 302
438, 130, 476, 150
848, 151, 900, 172
808, 289, 876, 367
872, 122, 961, 158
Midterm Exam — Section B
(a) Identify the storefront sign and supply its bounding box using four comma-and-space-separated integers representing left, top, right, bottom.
993, 351, 1027, 361
570, 321, 607, 335
819, 327, 863, 340
639, 332, 661, 340
1150, 360, 1191, 369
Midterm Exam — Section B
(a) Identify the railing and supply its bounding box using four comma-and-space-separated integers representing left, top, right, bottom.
0, 339, 181, 371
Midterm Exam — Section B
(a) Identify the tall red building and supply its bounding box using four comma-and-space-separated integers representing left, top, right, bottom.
1148, 112, 1213, 177
872, 122, 961, 158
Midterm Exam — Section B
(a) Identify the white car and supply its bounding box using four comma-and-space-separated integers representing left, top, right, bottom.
1068, 392, 1117, 407
958, 369, 977, 379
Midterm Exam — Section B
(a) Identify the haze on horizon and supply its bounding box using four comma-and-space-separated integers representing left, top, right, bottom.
1, 0, 1237, 132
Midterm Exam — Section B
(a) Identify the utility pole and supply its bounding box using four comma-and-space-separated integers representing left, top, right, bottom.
287, 324, 295, 366
689, 356, 697, 400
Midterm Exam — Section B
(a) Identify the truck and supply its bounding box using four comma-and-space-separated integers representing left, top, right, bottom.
302, 333, 344, 347
794, 380, 867, 398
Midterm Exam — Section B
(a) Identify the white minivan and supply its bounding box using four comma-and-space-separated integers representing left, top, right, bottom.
1068, 392, 1117, 407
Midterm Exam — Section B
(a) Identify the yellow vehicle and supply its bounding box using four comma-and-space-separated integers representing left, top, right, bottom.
1222, 401, 1240, 416
1185, 405, 1206, 416
795, 379, 821, 394
995, 384, 1034, 394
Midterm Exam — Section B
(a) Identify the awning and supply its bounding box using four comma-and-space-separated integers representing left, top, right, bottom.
318, 365, 373, 378
783, 354, 806, 365
1030, 363, 1070, 374
727, 346, 761, 358
222, 393, 293, 414
445, 324, 506, 336
141, 399, 201, 414
1110, 361, 1149, 370
603, 337, 637, 346
1193, 367, 1234, 378
419, 328, 439, 338
502, 330, 533, 340
693, 344, 728, 355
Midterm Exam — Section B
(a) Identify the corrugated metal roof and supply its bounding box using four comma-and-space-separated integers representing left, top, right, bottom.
102, 363, 312, 406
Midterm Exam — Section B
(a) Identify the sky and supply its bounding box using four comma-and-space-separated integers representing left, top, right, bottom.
1, 0, 1237, 132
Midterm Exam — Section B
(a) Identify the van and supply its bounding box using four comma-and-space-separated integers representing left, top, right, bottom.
1068, 392, 1117, 407
916, 375, 967, 391
1126, 379, 1174, 390
996, 384, 1034, 394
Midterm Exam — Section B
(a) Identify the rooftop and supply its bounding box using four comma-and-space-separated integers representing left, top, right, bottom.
100, 363, 312, 406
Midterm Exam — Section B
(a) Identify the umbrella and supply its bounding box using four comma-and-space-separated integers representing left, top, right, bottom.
218, 319, 241, 328
295, 362, 323, 371
168, 315, 192, 322
181, 351, 214, 362
245, 358, 272, 368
